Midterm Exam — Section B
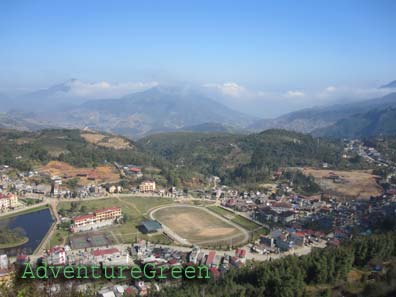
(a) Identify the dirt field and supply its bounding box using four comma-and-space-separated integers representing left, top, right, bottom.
40, 161, 120, 185
302, 168, 382, 199
81, 132, 133, 150
152, 205, 246, 246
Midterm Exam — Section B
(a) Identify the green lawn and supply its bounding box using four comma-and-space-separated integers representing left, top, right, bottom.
55, 196, 175, 245
207, 205, 262, 231
230, 215, 261, 231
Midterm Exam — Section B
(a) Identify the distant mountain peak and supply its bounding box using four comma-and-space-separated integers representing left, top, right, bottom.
380, 80, 396, 89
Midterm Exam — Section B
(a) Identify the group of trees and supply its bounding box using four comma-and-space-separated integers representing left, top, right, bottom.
155, 232, 396, 297
139, 129, 351, 187
282, 170, 321, 195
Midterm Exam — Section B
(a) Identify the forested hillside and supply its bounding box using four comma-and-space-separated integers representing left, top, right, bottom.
139, 129, 349, 185
156, 232, 396, 297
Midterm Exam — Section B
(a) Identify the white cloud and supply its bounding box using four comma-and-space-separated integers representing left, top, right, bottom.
317, 85, 389, 102
325, 86, 336, 92
65, 80, 159, 98
285, 90, 305, 98
203, 82, 247, 97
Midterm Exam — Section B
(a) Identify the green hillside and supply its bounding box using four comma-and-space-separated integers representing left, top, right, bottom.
139, 129, 347, 185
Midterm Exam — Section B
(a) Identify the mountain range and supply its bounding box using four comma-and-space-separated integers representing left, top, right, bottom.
1, 79, 396, 139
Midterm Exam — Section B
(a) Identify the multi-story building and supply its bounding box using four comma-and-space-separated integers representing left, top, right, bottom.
139, 181, 156, 192
0, 193, 18, 210
71, 207, 122, 232
95, 207, 122, 221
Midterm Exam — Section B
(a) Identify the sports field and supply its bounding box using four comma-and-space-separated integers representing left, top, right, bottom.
302, 168, 382, 199
151, 205, 248, 246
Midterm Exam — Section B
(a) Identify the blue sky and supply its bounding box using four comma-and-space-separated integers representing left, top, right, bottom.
0, 0, 395, 116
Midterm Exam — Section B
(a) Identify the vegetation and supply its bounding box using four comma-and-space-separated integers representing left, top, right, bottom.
155, 232, 396, 297
139, 129, 350, 186
0, 129, 193, 187
207, 206, 263, 231
282, 170, 321, 195
0, 226, 28, 248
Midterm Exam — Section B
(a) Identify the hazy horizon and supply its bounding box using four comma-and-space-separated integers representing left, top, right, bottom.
1, 0, 395, 117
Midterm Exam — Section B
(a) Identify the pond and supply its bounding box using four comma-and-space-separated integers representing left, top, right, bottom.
0, 208, 54, 256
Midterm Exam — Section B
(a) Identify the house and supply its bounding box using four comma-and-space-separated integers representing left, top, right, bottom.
260, 236, 275, 248
278, 210, 295, 223
107, 185, 122, 193
206, 251, 216, 267
139, 181, 156, 192
276, 237, 294, 251
0, 193, 18, 209
235, 248, 246, 259
290, 232, 305, 246
140, 220, 162, 234
92, 248, 120, 259
0, 255, 8, 270
47, 246, 66, 265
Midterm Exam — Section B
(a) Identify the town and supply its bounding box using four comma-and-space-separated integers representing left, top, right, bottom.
1, 138, 396, 296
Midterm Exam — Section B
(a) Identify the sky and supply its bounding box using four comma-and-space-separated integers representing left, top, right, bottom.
0, 0, 395, 117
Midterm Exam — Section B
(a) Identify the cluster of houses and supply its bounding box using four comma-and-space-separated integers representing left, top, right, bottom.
6, 240, 248, 296
254, 229, 309, 253
70, 207, 123, 233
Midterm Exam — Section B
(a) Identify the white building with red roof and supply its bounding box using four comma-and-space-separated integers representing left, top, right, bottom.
71, 207, 122, 232
0, 193, 18, 210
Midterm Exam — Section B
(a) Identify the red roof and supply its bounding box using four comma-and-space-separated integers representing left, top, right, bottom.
294, 232, 305, 237
235, 248, 246, 258
206, 251, 216, 265
73, 214, 94, 222
0, 193, 14, 199
49, 246, 65, 254
95, 207, 121, 214
271, 202, 292, 208
129, 167, 141, 172
92, 248, 120, 257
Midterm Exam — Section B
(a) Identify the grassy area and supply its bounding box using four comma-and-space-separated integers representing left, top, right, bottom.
55, 196, 175, 245
46, 229, 69, 248
230, 215, 261, 231
207, 205, 262, 231
207, 205, 234, 217
19, 198, 43, 206
251, 227, 270, 241
0, 236, 29, 249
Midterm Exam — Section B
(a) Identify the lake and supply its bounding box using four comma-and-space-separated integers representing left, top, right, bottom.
0, 208, 54, 256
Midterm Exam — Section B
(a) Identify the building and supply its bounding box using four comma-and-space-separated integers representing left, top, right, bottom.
290, 232, 305, 247
92, 248, 120, 259
140, 220, 162, 234
47, 246, 66, 265
95, 207, 122, 221
206, 251, 216, 267
0, 193, 18, 210
139, 181, 156, 192
71, 207, 122, 232
0, 255, 8, 270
